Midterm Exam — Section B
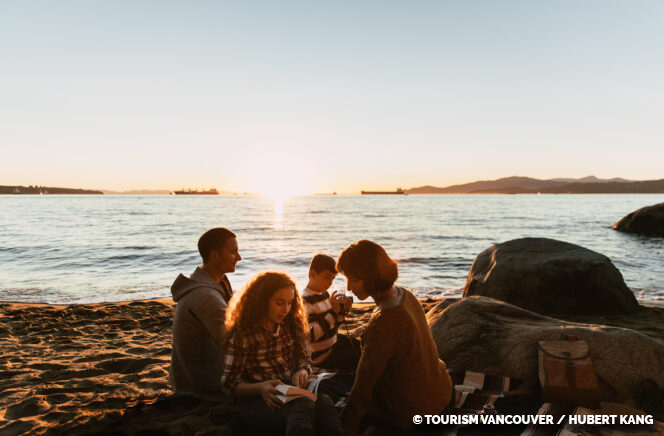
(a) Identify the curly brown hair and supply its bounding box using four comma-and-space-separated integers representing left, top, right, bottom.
225, 271, 309, 362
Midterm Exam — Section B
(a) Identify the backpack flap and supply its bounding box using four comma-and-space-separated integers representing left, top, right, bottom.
537, 338, 601, 409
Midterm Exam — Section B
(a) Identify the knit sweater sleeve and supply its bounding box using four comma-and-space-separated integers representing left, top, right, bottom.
339, 314, 395, 435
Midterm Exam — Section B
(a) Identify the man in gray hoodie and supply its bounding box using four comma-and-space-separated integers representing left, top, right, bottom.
169, 227, 241, 396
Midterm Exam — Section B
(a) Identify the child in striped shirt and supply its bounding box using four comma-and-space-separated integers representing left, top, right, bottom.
302, 254, 360, 372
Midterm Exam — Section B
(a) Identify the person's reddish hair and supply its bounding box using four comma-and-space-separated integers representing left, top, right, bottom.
225, 271, 308, 362
336, 240, 398, 296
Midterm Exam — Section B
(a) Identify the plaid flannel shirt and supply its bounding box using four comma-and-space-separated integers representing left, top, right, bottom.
221, 324, 312, 395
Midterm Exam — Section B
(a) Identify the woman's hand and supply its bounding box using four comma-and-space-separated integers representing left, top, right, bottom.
258, 380, 283, 410
291, 368, 310, 388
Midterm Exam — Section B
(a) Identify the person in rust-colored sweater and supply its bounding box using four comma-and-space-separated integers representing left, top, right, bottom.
336, 240, 453, 436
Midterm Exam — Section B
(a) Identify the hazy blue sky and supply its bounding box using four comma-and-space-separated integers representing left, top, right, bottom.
1, 1, 663, 193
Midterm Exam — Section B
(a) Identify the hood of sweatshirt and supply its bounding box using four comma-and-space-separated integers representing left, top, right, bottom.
171, 267, 226, 302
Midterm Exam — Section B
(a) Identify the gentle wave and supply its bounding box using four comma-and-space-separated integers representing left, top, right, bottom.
1, 194, 663, 304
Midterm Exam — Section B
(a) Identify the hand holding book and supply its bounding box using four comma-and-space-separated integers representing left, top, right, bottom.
258, 380, 283, 410
291, 368, 309, 388
275, 372, 337, 404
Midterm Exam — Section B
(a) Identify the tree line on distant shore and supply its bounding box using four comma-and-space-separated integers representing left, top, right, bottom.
0, 185, 103, 195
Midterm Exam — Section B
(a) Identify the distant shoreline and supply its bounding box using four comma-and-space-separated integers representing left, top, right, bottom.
3, 192, 663, 196
0, 185, 103, 195
3, 175, 663, 196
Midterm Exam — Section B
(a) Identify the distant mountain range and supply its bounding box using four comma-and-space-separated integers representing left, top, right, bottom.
406, 176, 664, 194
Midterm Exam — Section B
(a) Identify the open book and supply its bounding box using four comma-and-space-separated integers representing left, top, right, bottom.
275, 372, 336, 404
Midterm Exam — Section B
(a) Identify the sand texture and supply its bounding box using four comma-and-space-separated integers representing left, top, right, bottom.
0, 298, 662, 436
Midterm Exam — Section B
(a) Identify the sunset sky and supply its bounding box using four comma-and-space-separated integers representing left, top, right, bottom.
1, 1, 663, 195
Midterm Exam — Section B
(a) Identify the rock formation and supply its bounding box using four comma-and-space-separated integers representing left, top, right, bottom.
428, 296, 664, 402
463, 237, 640, 316
613, 203, 664, 237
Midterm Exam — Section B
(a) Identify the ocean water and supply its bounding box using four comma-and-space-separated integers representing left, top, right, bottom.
0, 194, 662, 304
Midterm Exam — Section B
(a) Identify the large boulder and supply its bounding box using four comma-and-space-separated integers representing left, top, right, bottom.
463, 237, 639, 316
427, 296, 664, 402
613, 203, 664, 237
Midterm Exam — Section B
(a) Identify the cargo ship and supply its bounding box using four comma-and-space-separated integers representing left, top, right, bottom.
361, 188, 406, 195
170, 188, 219, 195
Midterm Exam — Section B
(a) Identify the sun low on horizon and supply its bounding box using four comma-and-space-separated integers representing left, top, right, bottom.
257, 177, 311, 200
248, 163, 310, 231
249, 166, 313, 201
243, 155, 314, 200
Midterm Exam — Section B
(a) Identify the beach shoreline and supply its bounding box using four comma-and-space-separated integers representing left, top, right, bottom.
1, 297, 663, 436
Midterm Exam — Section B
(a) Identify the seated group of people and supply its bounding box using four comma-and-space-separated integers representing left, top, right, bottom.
169, 227, 453, 436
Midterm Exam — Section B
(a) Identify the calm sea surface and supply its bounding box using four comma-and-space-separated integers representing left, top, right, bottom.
0, 194, 662, 304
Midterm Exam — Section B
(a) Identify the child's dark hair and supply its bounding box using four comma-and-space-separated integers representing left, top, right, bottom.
309, 253, 337, 274
336, 240, 398, 297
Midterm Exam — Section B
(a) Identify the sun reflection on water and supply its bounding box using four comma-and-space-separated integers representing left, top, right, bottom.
272, 196, 284, 229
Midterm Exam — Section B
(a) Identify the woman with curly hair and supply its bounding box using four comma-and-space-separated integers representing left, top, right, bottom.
336, 240, 453, 436
221, 271, 342, 436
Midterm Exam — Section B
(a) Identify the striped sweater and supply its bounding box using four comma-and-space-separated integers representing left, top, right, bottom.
302, 287, 339, 364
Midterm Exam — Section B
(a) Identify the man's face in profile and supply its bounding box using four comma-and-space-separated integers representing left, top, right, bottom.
212, 237, 241, 274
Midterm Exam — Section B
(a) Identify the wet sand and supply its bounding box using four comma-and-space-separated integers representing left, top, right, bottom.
0, 298, 662, 436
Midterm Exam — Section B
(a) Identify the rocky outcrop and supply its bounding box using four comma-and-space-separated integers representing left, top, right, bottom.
462, 237, 639, 316
613, 203, 664, 237
427, 296, 664, 402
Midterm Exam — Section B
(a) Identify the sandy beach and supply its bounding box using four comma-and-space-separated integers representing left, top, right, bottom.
0, 298, 382, 436
1, 298, 663, 436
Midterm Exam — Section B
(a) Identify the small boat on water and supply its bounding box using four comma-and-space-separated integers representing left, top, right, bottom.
170, 188, 219, 195
361, 188, 406, 195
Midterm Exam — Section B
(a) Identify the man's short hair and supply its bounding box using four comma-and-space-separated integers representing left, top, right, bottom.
309, 253, 337, 274
198, 228, 236, 264
336, 240, 398, 296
